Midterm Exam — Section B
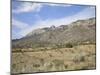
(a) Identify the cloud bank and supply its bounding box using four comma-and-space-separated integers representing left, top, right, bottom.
12, 2, 72, 14
12, 2, 43, 13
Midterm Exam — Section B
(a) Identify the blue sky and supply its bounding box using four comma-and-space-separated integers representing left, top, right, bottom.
12, 1, 96, 39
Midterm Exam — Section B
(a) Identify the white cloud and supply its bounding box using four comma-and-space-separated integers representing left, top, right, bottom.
12, 19, 29, 29
46, 3, 73, 7
12, 2, 43, 13
73, 6, 95, 19
12, 19, 30, 39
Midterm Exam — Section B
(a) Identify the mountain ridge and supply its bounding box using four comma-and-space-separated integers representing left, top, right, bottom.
12, 17, 96, 48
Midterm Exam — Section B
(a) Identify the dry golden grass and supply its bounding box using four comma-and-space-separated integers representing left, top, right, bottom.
11, 44, 96, 74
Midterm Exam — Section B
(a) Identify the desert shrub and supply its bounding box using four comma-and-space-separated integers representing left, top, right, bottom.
49, 54, 53, 57
45, 62, 53, 70
52, 59, 64, 65
55, 44, 62, 48
55, 43, 67, 48
33, 64, 40, 68
64, 65, 68, 69
39, 48, 45, 51
65, 43, 73, 48
40, 58, 45, 65
73, 55, 85, 64
52, 59, 64, 70
12, 64, 16, 69
80, 56, 85, 62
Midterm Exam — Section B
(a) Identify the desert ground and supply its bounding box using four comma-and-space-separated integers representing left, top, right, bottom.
11, 44, 96, 74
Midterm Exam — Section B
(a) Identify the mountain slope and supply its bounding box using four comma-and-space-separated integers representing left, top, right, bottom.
12, 17, 96, 48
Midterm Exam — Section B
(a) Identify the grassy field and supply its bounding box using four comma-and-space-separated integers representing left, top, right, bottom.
11, 44, 96, 74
